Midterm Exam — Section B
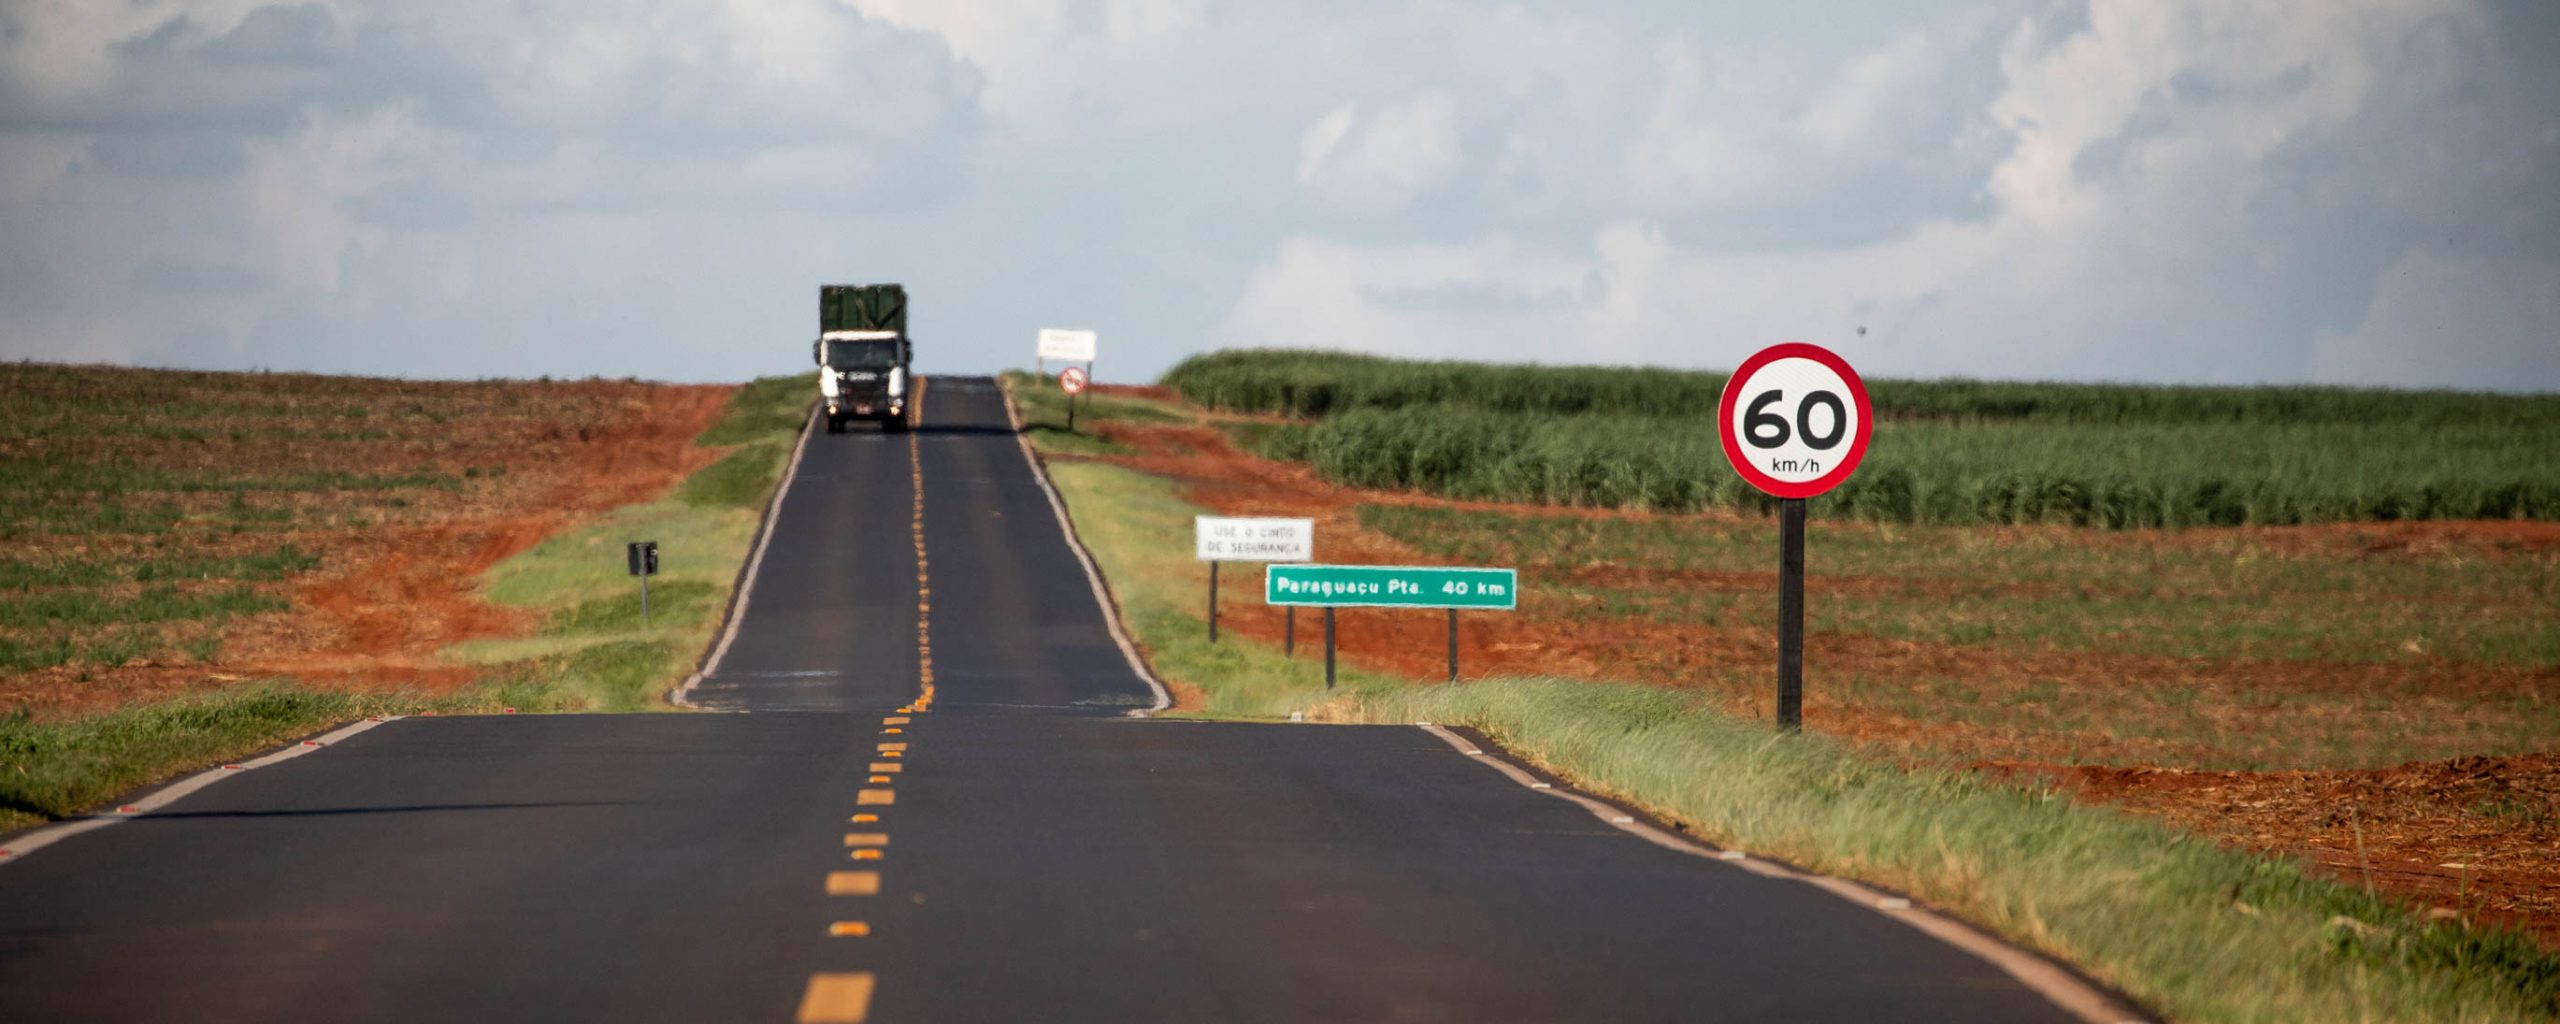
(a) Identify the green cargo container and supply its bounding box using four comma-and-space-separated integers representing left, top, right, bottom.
820, 284, 907, 334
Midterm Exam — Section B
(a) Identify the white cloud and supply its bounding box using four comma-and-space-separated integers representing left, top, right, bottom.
0, 0, 2553, 391
1296, 103, 1357, 185
0, 0, 306, 99
1293, 92, 1462, 210
1802, 29, 1943, 148
2312, 250, 2560, 392
1624, 38, 1777, 209
1221, 0, 2560, 391
241, 106, 418, 291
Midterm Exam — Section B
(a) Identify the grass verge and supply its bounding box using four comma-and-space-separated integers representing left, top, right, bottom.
1005, 376, 2560, 1023
0, 376, 810, 833
441, 373, 807, 710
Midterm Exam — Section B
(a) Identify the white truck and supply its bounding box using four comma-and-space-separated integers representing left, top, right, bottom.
813, 284, 912, 433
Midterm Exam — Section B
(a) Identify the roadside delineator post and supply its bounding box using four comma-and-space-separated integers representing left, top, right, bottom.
626, 540, 660, 627
1716, 343, 1872, 733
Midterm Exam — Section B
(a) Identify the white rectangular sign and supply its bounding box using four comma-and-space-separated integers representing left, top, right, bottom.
1036, 328, 1097, 363
1195, 516, 1313, 562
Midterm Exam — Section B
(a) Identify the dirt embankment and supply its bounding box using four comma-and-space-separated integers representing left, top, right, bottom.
1066, 382, 2560, 947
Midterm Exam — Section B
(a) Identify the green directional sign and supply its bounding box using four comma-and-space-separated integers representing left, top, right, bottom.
1265, 564, 1517, 610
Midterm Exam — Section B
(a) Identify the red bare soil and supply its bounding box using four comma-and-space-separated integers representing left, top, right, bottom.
1986, 755, 2560, 947
1059, 404, 2560, 946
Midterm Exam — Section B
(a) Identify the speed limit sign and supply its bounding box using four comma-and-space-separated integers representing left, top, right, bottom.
1718, 343, 1871, 498
1718, 341, 1871, 734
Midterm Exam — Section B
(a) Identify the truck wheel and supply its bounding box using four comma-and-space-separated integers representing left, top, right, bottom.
884, 414, 909, 434
823, 415, 841, 435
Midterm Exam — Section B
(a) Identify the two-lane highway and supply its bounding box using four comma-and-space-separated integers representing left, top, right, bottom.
0, 376, 2127, 1023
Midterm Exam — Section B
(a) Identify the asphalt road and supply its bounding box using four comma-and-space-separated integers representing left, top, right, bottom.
0, 377, 2108, 1023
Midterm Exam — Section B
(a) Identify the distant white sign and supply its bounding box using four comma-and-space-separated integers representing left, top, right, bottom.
1195, 517, 1313, 562
1037, 328, 1097, 363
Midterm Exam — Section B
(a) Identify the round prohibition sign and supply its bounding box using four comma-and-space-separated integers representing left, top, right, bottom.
1058, 365, 1088, 395
1717, 343, 1872, 498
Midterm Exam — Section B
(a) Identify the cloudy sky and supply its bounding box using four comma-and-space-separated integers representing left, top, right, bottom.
2, 0, 2554, 390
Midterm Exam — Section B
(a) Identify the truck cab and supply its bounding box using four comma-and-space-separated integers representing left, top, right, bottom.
815, 330, 910, 432
813, 284, 912, 433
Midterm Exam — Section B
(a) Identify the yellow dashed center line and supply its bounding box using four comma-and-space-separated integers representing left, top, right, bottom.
908, 427, 936, 713
797, 973, 875, 1023
826, 871, 881, 896
799, 387, 935, 1023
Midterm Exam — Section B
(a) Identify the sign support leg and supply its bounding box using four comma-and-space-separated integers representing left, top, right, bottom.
1207, 561, 1219, 643
1323, 608, 1336, 691
640, 573, 650, 628
1446, 608, 1458, 682
1777, 497, 1805, 731
1285, 606, 1295, 657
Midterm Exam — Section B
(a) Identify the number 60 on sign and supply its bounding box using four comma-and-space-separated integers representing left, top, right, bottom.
1717, 342, 1872, 498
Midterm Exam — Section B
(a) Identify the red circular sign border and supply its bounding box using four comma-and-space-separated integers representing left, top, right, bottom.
1058, 366, 1088, 395
1716, 342, 1873, 499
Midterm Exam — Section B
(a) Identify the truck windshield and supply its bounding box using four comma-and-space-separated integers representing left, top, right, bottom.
823, 340, 901, 370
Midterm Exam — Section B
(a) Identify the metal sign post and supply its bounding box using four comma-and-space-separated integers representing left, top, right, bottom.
1717, 343, 1871, 732
1194, 517, 1313, 647
626, 540, 660, 627
1058, 365, 1088, 431
1039, 328, 1098, 431
1777, 499, 1806, 727
1323, 608, 1336, 691
1447, 608, 1460, 682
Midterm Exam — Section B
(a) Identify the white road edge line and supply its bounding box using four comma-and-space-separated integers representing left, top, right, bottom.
998, 379, 1174, 716
1412, 723, 2151, 1024
670, 400, 823, 710
0, 715, 404, 868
